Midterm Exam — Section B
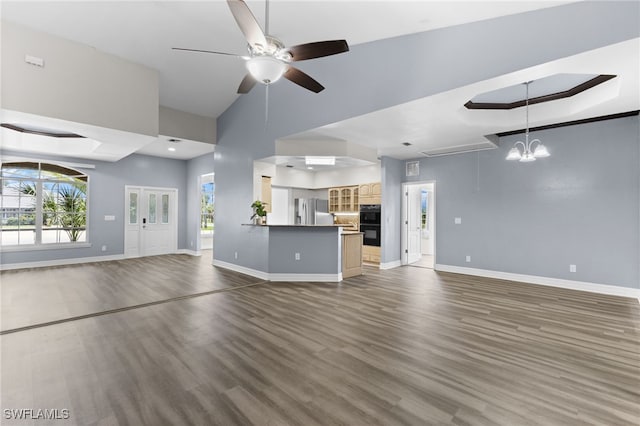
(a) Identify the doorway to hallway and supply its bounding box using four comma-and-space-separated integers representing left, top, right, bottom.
199, 173, 215, 251
401, 181, 435, 268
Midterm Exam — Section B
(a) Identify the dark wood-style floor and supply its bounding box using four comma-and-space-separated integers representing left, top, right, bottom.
1, 253, 639, 425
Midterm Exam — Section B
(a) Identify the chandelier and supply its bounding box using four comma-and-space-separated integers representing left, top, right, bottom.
506, 81, 550, 162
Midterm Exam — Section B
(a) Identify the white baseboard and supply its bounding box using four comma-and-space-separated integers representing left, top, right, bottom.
0, 254, 125, 271
213, 259, 343, 282
176, 249, 201, 257
269, 273, 343, 282
212, 259, 270, 280
380, 260, 401, 270
435, 264, 640, 301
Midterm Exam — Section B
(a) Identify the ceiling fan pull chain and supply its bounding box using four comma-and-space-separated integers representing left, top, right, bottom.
265, 84, 269, 127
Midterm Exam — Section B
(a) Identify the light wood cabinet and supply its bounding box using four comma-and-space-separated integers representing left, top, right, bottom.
328, 185, 358, 212
328, 188, 340, 212
362, 245, 381, 264
359, 182, 381, 205
261, 176, 272, 213
342, 233, 363, 279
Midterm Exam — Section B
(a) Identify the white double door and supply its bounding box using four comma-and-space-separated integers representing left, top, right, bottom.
125, 186, 177, 258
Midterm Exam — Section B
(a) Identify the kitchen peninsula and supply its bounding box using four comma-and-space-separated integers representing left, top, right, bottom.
224, 224, 362, 282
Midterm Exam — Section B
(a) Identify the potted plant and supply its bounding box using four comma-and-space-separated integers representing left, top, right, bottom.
250, 200, 268, 225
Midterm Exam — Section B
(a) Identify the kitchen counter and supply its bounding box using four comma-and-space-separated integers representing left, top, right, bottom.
224, 225, 362, 282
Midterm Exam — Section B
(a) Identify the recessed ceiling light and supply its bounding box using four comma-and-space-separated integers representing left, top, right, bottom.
285, 165, 294, 168
168, 147, 176, 152
305, 156, 335, 165
307, 166, 314, 170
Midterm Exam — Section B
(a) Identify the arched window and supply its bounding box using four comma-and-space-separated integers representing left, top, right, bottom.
1, 161, 88, 247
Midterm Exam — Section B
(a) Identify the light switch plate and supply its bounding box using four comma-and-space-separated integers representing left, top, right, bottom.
454, 217, 462, 224
104, 215, 116, 221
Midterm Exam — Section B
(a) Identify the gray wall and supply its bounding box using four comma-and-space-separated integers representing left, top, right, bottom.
159, 106, 217, 144
1, 151, 191, 265
186, 152, 215, 253
268, 227, 340, 274
214, 2, 639, 274
380, 157, 403, 264
404, 115, 639, 289
2, 21, 159, 136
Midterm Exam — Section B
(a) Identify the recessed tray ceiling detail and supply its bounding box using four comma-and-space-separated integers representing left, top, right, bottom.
465, 74, 616, 110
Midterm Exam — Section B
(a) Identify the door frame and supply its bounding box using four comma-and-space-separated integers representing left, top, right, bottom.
124, 185, 179, 258
401, 180, 436, 265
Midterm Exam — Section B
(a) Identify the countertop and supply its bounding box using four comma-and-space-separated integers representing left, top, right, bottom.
242, 224, 361, 233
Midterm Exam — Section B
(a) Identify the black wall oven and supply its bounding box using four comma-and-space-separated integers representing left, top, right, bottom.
360, 224, 381, 247
360, 204, 381, 246
360, 204, 381, 225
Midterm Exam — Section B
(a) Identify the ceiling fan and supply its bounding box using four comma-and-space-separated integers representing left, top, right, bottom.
173, 0, 349, 94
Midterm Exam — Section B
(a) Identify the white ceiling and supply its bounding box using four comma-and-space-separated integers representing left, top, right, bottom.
1, 1, 570, 118
283, 38, 639, 159
2, 1, 637, 162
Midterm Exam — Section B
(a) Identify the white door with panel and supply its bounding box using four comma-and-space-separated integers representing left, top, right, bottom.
125, 186, 177, 258
401, 183, 425, 265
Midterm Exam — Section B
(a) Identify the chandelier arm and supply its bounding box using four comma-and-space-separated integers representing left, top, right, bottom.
513, 140, 527, 152
528, 138, 542, 150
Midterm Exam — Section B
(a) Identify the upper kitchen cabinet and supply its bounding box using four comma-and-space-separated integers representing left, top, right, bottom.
328, 185, 358, 212
261, 176, 272, 213
359, 182, 381, 204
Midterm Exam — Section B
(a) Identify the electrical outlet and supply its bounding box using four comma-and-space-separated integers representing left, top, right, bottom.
465, 255, 471, 263
295, 253, 301, 261
190, 241, 193, 247
570, 264, 577, 273
101, 245, 107, 252
234, 251, 238, 259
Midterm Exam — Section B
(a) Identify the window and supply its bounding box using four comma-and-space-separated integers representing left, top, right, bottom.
1, 162, 88, 247
161, 194, 169, 224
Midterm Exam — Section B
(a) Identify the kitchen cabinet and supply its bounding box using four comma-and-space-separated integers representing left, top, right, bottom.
359, 182, 381, 205
328, 185, 358, 212
342, 232, 363, 279
261, 176, 272, 213
362, 245, 381, 264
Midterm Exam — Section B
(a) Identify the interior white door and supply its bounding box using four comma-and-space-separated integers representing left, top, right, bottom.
406, 185, 422, 264
141, 188, 176, 256
124, 186, 177, 257
124, 187, 141, 257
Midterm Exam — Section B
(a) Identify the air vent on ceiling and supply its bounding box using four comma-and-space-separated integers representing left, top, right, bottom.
420, 142, 497, 158
168, 138, 182, 143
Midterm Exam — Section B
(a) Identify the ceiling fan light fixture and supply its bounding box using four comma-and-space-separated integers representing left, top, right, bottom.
246, 56, 287, 84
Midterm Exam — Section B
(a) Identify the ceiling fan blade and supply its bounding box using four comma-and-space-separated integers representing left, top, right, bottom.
286, 40, 349, 62
172, 47, 246, 58
227, 0, 268, 49
284, 67, 324, 93
237, 74, 257, 94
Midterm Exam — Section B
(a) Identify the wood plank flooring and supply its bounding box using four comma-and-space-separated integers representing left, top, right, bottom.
1, 255, 639, 425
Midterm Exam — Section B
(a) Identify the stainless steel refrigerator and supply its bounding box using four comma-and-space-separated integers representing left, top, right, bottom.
294, 198, 333, 225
